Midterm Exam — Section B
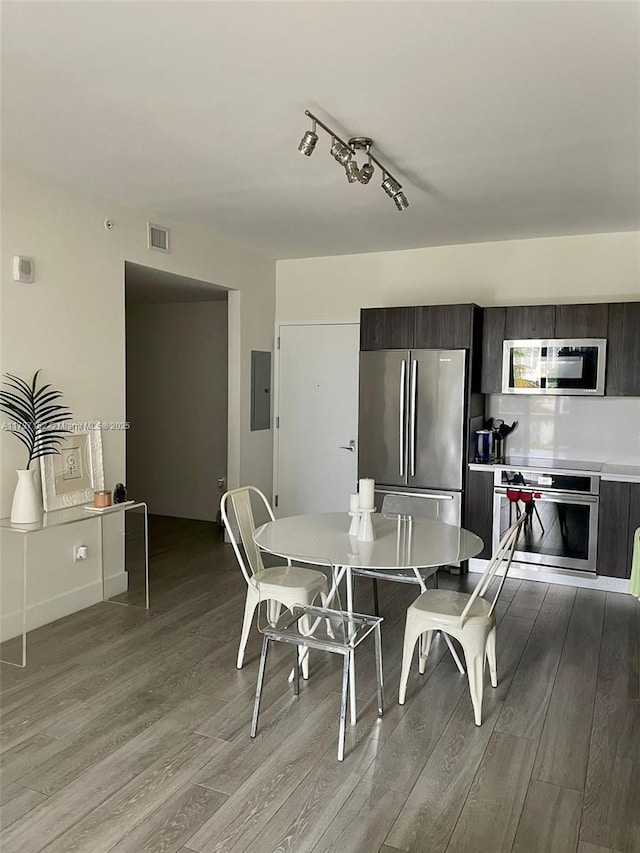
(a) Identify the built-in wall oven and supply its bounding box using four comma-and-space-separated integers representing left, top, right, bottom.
493, 467, 599, 573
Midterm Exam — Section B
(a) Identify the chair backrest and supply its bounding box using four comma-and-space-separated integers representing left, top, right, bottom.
220, 486, 278, 584
459, 513, 526, 625
381, 493, 440, 520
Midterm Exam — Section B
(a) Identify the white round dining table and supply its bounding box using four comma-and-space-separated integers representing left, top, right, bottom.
253, 512, 483, 723
253, 512, 483, 572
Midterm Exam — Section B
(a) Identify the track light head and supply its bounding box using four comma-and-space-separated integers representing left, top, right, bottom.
393, 191, 409, 210
345, 160, 360, 183
382, 175, 402, 198
298, 129, 318, 156
358, 162, 374, 184
331, 139, 352, 166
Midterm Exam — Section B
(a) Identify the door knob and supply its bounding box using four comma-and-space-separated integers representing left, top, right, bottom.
339, 440, 356, 452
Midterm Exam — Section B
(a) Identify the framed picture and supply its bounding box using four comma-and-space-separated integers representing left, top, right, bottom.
41, 428, 104, 511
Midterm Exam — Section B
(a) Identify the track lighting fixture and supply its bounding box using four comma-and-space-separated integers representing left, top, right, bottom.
298, 109, 409, 211
331, 139, 352, 166
394, 191, 409, 210
345, 160, 360, 183
359, 157, 374, 185
298, 127, 318, 157
381, 174, 402, 198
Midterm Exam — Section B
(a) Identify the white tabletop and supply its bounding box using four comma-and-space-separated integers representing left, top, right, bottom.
253, 512, 483, 570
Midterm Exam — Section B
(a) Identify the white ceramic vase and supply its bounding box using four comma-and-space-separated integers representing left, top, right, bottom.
10, 468, 42, 524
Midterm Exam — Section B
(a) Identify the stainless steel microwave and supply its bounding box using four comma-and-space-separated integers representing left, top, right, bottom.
502, 338, 607, 395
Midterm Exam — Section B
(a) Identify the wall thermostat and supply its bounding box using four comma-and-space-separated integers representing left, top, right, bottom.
13, 256, 34, 283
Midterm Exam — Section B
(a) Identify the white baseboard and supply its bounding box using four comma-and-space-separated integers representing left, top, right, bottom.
468, 558, 631, 594
104, 571, 129, 599
0, 572, 129, 642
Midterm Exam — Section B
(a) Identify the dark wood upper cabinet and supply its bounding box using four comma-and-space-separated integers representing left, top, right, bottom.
505, 305, 556, 339
597, 480, 632, 578
360, 307, 415, 350
606, 302, 640, 396
481, 307, 506, 393
554, 303, 609, 338
414, 304, 476, 349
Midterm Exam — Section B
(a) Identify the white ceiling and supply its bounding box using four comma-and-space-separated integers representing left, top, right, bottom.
2, 1, 639, 259
125, 262, 228, 303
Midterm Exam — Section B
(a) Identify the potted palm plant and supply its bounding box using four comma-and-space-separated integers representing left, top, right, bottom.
0, 370, 72, 523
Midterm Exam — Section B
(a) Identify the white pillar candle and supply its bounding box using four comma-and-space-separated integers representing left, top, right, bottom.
359, 478, 375, 510
349, 493, 360, 513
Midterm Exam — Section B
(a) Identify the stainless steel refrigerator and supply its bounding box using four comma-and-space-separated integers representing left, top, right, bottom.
358, 349, 467, 526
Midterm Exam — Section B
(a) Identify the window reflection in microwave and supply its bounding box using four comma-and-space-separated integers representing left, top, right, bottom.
511, 346, 542, 389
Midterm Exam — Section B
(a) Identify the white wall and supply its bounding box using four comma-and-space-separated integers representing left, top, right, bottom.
126, 300, 228, 521
1, 168, 275, 636
488, 395, 640, 464
276, 231, 640, 322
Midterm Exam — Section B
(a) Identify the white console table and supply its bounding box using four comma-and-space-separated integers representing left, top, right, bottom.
0, 501, 149, 667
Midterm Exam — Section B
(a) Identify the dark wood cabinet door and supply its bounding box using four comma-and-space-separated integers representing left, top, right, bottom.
465, 469, 494, 559
597, 480, 631, 578
414, 304, 473, 349
360, 307, 415, 350
554, 303, 609, 338
505, 305, 555, 339
606, 302, 640, 396
481, 307, 506, 393
627, 484, 640, 580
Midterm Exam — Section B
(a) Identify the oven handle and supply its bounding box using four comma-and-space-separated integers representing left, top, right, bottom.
494, 487, 598, 505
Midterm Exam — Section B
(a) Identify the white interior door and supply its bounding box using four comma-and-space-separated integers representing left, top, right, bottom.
275, 323, 359, 517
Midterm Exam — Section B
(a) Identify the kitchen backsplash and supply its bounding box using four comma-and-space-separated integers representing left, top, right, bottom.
487, 395, 640, 464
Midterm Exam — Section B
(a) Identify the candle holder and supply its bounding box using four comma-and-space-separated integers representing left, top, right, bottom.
357, 507, 376, 542
348, 511, 361, 537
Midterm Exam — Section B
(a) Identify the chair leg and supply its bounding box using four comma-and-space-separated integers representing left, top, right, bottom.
485, 626, 498, 688
237, 587, 258, 669
432, 570, 439, 589
293, 644, 300, 696
299, 612, 310, 680
318, 591, 335, 639
461, 643, 486, 726
418, 630, 434, 674
338, 651, 351, 761
374, 624, 384, 717
250, 636, 269, 738
398, 619, 422, 705
443, 633, 466, 674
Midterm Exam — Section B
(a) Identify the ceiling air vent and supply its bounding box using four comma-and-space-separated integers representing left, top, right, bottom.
147, 223, 170, 253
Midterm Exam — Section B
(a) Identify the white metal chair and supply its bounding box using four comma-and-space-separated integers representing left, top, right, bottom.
398, 514, 526, 725
220, 486, 329, 677
250, 560, 384, 761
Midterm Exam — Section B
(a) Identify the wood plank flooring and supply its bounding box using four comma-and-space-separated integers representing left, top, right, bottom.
1, 515, 639, 853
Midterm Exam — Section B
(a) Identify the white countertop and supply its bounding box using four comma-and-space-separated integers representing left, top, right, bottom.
600, 462, 640, 483
469, 457, 640, 482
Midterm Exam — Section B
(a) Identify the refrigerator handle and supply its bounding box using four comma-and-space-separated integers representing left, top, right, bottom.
410, 359, 417, 476
399, 359, 406, 477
